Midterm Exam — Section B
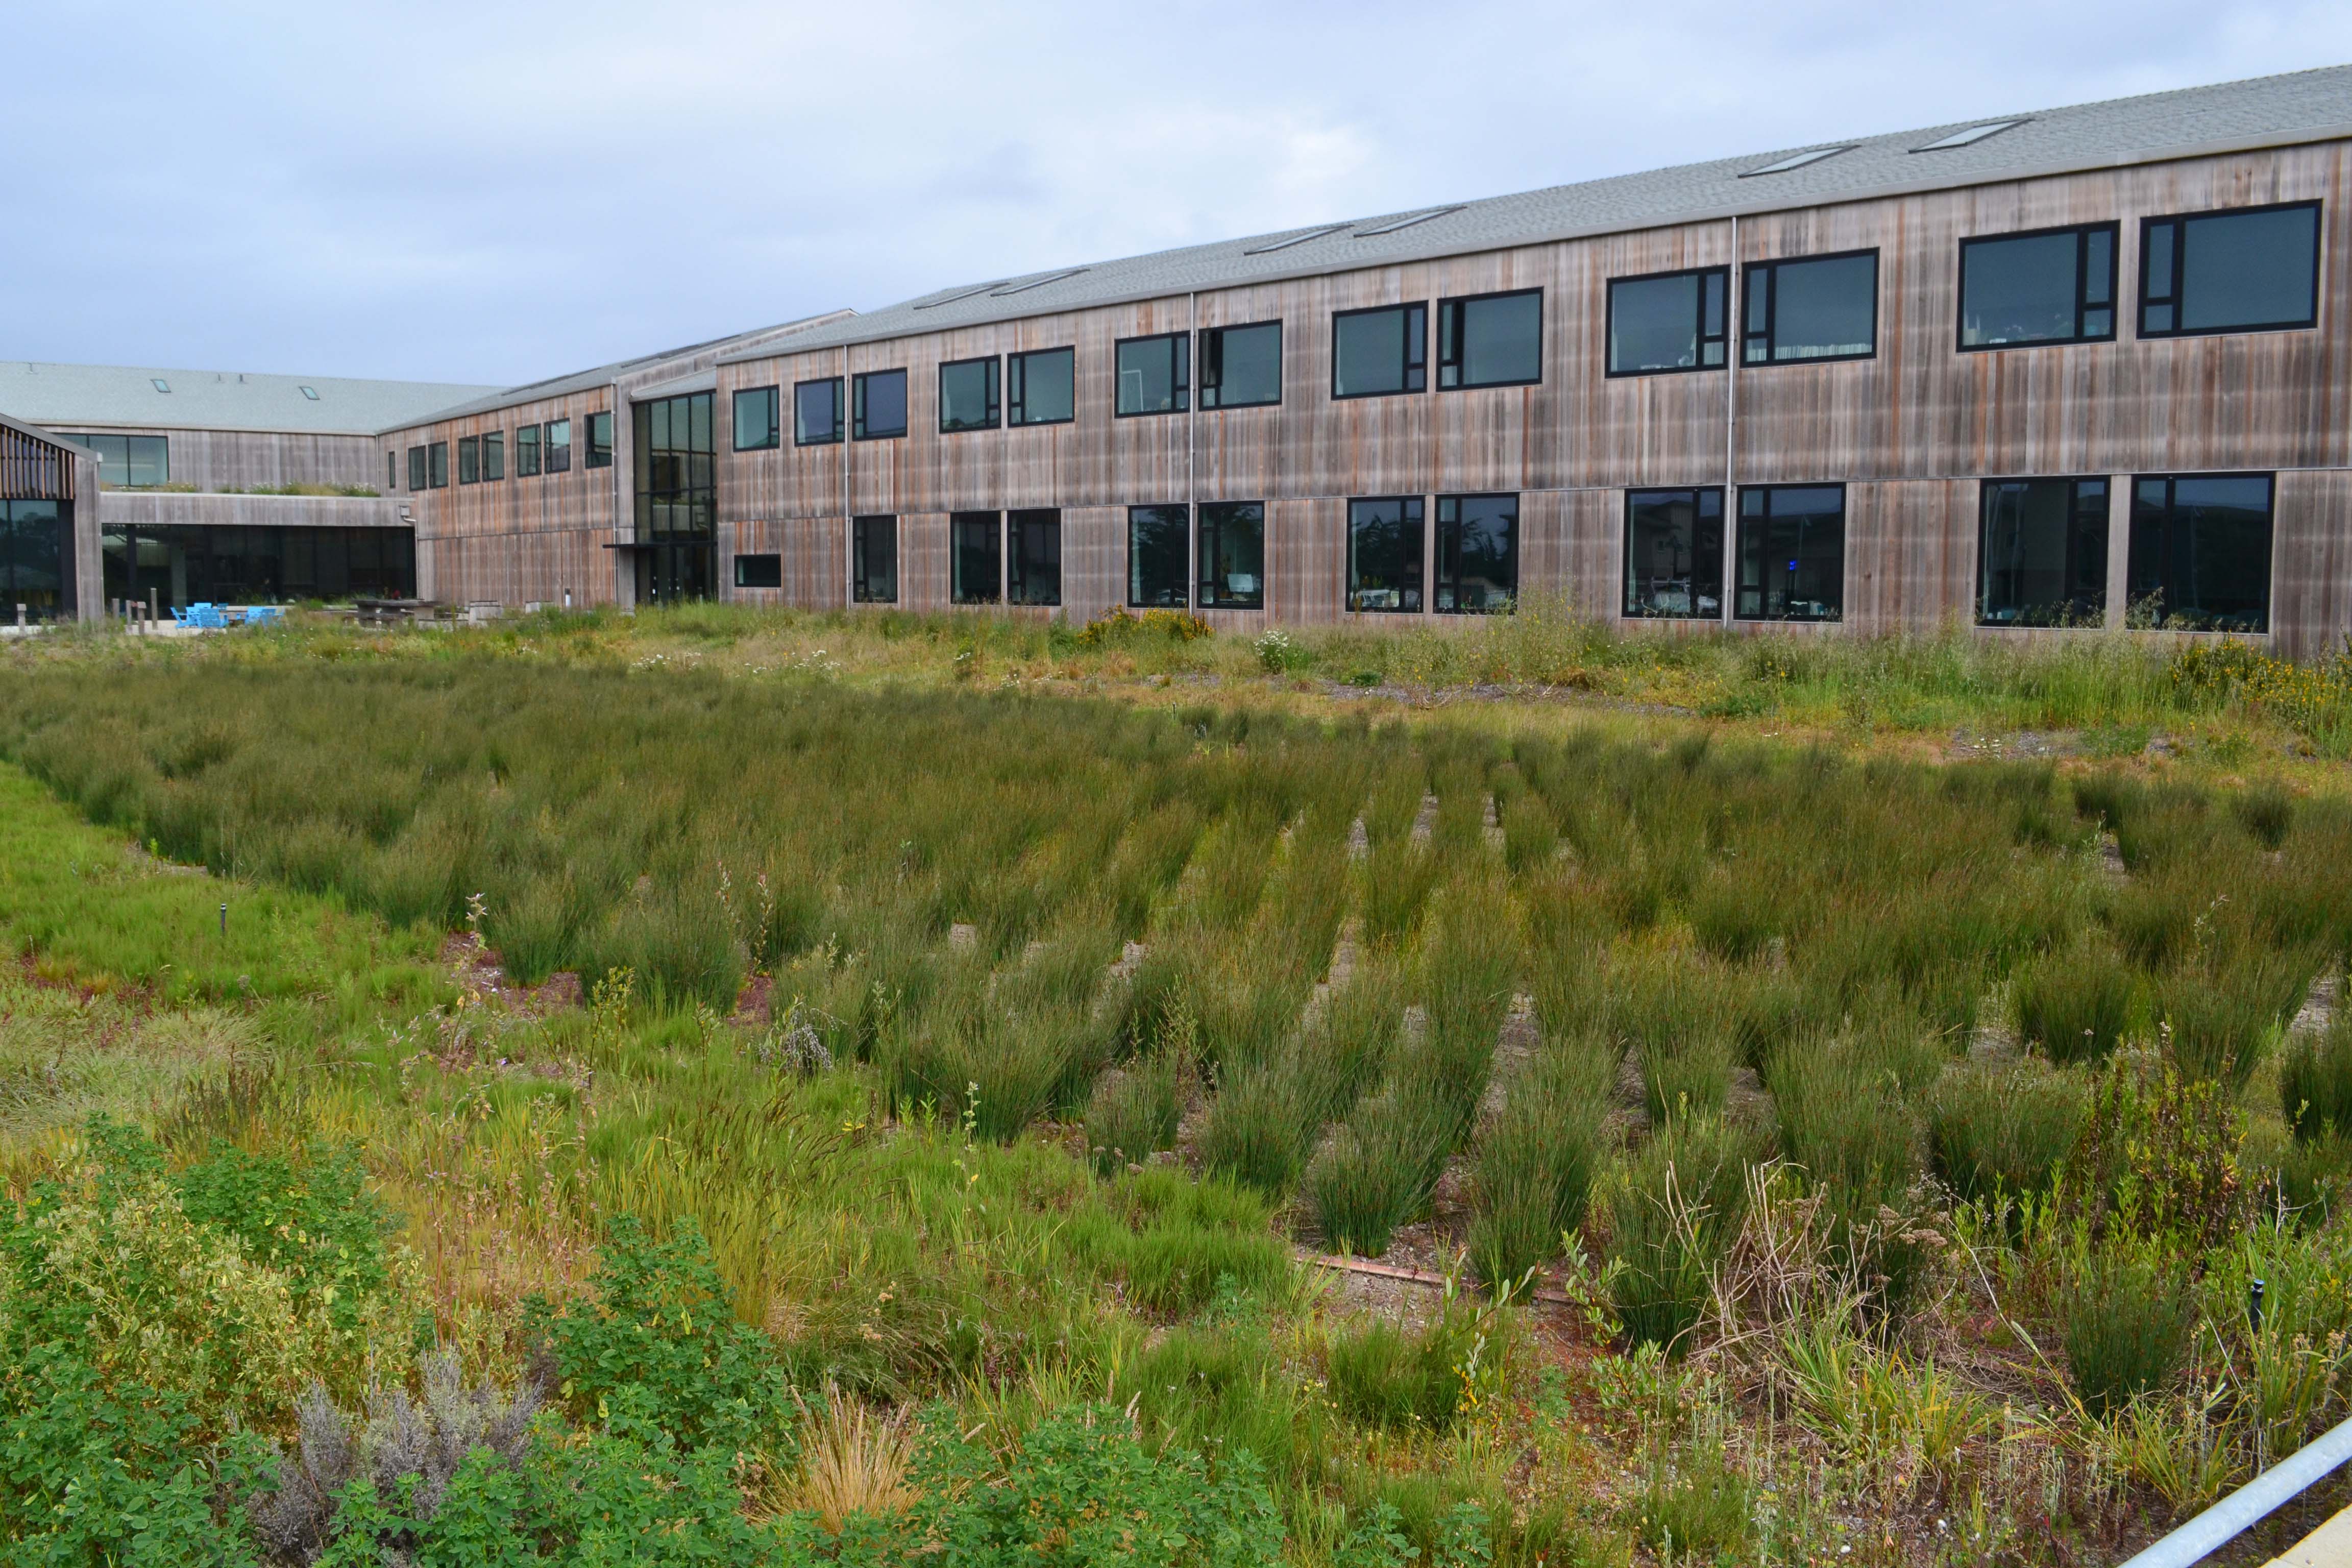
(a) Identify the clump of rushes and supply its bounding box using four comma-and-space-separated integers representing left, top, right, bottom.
2061, 1245, 2194, 1416
2013, 939, 2141, 1064
1636, 1448, 1753, 1563
2282, 997, 2352, 1141
2159, 946, 2314, 1088
1198, 1063, 1310, 1197
1609, 953, 1738, 1125
1084, 1051, 1186, 1176
1466, 1033, 1616, 1290
1308, 1084, 1454, 1257
1322, 1309, 1476, 1434
1928, 1058, 2087, 1205
1607, 1115, 1759, 1354
1769, 1032, 1930, 1311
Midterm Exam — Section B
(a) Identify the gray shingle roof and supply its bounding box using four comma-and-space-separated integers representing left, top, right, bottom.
0, 361, 498, 436
723, 62, 2352, 362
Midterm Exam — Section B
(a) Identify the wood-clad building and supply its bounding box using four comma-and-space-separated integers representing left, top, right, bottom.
0, 414, 99, 623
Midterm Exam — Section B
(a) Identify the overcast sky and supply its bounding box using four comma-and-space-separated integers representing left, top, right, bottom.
6, 1, 2350, 388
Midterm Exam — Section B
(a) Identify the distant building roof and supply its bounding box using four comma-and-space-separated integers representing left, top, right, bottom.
724, 62, 2352, 362
0, 361, 499, 436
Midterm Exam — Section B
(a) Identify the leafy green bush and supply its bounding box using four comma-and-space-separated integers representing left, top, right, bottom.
1607, 1116, 1758, 1354
1929, 1059, 2087, 1204
1467, 1037, 1614, 1289
2061, 1247, 2193, 1416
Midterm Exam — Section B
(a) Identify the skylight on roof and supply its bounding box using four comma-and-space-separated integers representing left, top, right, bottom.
1912, 118, 2028, 152
1741, 146, 1851, 177
913, 282, 1009, 310
299, 385, 320, 400
1242, 224, 1349, 256
1354, 205, 1466, 237
151, 378, 169, 393
991, 268, 1089, 296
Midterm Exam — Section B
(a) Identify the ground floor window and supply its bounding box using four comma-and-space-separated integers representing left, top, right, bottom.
1, 500, 66, 621
1129, 505, 1189, 607
853, 516, 897, 603
1735, 484, 1844, 622
1008, 509, 1061, 606
101, 524, 413, 609
1978, 478, 2108, 627
1624, 487, 1723, 619
2127, 474, 2272, 632
733, 553, 782, 589
1198, 502, 1264, 609
951, 511, 1001, 604
1348, 496, 1423, 613
1435, 494, 1516, 612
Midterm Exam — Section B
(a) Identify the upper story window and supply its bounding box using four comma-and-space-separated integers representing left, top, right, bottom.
1742, 251, 1877, 364
854, 370, 908, 439
1437, 289, 1541, 388
1333, 304, 1427, 398
1607, 267, 1728, 375
2140, 202, 2320, 338
1200, 322, 1282, 409
427, 441, 449, 489
482, 430, 505, 480
545, 419, 572, 474
1959, 223, 2116, 349
457, 436, 480, 484
407, 446, 425, 492
1116, 334, 1189, 415
795, 378, 844, 446
63, 433, 169, 488
1008, 348, 1075, 426
733, 386, 780, 451
586, 411, 613, 468
940, 357, 1000, 432
517, 424, 541, 477
2127, 473, 2273, 632
387, 452, 397, 492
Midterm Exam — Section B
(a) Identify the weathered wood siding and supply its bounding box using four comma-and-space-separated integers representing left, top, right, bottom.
50, 426, 384, 493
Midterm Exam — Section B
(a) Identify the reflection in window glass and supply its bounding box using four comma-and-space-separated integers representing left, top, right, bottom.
1435, 495, 1516, 611
517, 425, 541, 477
2127, 474, 2272, 631
587, 411, 613, 468
1348, 496, 1424, 612
733, 553, 782, 589
1128, 505, 1189, 607
734, 387, 780, 450
1735, 485, 1844, 621
951, 510, 1001, 602
1960, 225, 2116, 347
408, 447, 426, 491
854, 370, 908, 439
1200, 322, 1281, 408
1978, 479, 2108, 626
1008, 349, 1075, 426
427, 442, 449, 488
1623, 488, 1724, 618
853, 515, 898, 603
795, 379, 843, 446
0, 500, 66, 621
96, 520, 416, 610
2141, 205, 2320, 337
1008, 508, 1061, 604
482, 431, 504, 481
544, 420, 571, 473
1607, 270, 1727, 374
63, 433, 172, 488
1116, 335, 1189, 415
1438, 291, 1541, 388
1743, 253, 1876, 363
1333, 305, 1427, 397
458, 436, 479, 485
1198, 502, 1264, 608
940, 358, 1000, 432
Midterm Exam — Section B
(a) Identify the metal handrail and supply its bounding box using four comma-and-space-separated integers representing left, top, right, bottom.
2116, 1413, 2352, 1567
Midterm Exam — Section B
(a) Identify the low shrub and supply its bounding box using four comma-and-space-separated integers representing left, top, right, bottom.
1929, 1059, 2087, 1204
2014, 941, 2140, 1064
1467, 1037, 1614, 1289
2281, 1004, 2352, 1142
1607, 1116, 1759, 1354
1085, 1052, 1186, 1175
2061, 1247, 2194, 1417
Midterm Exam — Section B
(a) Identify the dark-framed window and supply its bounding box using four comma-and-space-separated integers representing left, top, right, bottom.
2140, 202, 2321, 338
1198, 502, 1265, 609
1437, 289, 1541, 389
1959, 223, 2117, 349
517, 424, 542, 477
1333, 304, 1427, 398
854, 370, 908, 439
1128, 505, 1189, 606
1624, 488, 1725, 619
1435, 494, 1517, 611
482, 431, 504, 481
853, 515, 898, 603
63, 433, 169, 488
1978, 478, 2109, 626
1199, 322, 1281, 408
0, 500, 64, 620
1009, 509, 1061, 604
1607, 267, 1729, 375
2126, 473, 2273, 632
634, 392, 716, 604
1735, 484, 1844, 621
1008, 348, 1075, 426
586, 411, 612, 468
1742, 251, 1877, 364
407, 446, 426, 492
796, 378, 844, 446
97, 520, 415, 610
1348, 496, 1424, 612
951, 511, 1001, 603
1116, 334, 1190, 415
940, 358, 1000, 432
545, 420, 571, 474
733, 386, 781, 451
733, 553, 782, 589
427, 442, 449, 489
457, 436, 480, 484
387, 452, 397, 492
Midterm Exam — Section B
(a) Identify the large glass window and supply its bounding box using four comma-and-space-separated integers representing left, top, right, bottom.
482, 431, 504, 481
1978, 478, 2109, 626
1009, 509, 1061, 604
733, 553, 782, 589
633, 391, 716, 604
1960, 224, 2117, 349
1333, 304, 1427, 398
0, 501, 66, 621
951, 511, 1001, 603
517, 425, 542, 477
1438, 290, 1541, 389
1624, 488, 1724, 619
1742, 253, 1877, 364
544, 421, 571, 474
61, 433, 169, 488
457, 436, 480, 484
587, 411, 612, 468
854, 371, 908, 439
1607, 268, 1728, 375
1116, 334, 1189, 415
1435, 494, 1516, 611
2127, 474, 2273, 631
1008, 349, 1075, 426
2140, 203, 2320, 338
1198, 502, 1265, 609
427, 442, 449, 489
1348, 496, 1424, 612
1128, 505, 1190, 606
940, 358, 1000, 432
407, 447, 426, 492
795, 379, 843, 446
853, 516, 898, 603
387, 452, 396, 492
1200, 322, 1281, 408
97, 521, 414, 609
1735, 485, 1844, 621
734, 386, 781, 450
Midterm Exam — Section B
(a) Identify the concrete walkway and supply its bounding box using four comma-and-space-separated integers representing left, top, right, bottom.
2264, 1503, 2352, 1566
